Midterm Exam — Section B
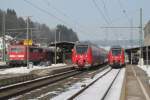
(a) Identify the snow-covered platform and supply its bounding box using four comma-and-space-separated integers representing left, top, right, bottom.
126, 65, 150, 100
0, 61, 7, 66
0, 64, 73, 80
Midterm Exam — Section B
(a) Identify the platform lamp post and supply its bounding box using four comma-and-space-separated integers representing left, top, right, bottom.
139, 8, 143, 66
130, 19, 133, 65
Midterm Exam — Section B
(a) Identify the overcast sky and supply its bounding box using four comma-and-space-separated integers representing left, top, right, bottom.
0, 0, 149, 41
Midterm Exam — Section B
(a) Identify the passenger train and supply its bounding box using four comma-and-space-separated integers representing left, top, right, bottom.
72, 42, 107, 69
108, 45, 125, 68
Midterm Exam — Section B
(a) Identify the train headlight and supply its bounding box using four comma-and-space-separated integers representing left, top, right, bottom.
85, 55, 88, 58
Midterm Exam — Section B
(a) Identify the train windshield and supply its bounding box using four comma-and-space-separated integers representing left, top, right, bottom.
10, 47, 24, 53
76, 45, 88, 54
112, 49, 121, 56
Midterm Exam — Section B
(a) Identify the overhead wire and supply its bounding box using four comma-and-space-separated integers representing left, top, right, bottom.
117, 0, 130, 22
24, 0, 97, 38
44, 0, 69, 19
106, 9, 139, 25
24, 0, 68, 26
43, 0, 97, 36
92, 0, 110, 25
99, 0, 112, 24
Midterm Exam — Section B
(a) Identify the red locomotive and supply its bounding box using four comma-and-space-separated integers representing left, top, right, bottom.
108, 45, 125, 68
72, 42, 107, 69
7, 41, 53, 66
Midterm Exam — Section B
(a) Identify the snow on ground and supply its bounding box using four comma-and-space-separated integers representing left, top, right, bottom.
51, 68, 125, 100
137, 64, 150, 84
51, 63, 66, 67
74, 69, 120, 100
0, 61, 6, 66
137, 65, 150, 77
0, 63, 66, 74
51, 67, 119, 100
105, 68, 125, 100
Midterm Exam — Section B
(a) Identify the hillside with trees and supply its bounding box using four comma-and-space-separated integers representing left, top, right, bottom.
0, 9, 79, 45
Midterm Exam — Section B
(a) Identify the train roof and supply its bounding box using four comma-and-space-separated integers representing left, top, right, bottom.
111, 45, 122, 49
75, 41, 98, 47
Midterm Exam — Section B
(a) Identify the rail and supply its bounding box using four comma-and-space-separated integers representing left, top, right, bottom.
0, 69, 81, 99
67, 68, 121, 100
68, 68, 113, 100
101, 69, 121, 100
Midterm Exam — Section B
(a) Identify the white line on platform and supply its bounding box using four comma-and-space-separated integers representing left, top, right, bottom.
132, 66, 150, 100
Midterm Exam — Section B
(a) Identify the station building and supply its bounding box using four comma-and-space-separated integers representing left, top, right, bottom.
144, 21, 150, 46
126, 21, 150, 65
50, 41, 75, 64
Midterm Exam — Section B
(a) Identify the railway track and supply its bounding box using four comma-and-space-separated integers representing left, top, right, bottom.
66, 68, 121, 100
8, 65, 109, 100
0, 69, 81, 99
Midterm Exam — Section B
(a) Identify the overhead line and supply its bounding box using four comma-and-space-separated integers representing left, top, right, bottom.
36, 0, 95, 37
92, 0, 110, 25
24, 0, 68, 25
24, 0, 100, 38
117, 0, 130, 22
24, 0, 91, 36
100, 0, 112, 24
44, 0, 69, 19
44, 0, 96, 35
44, 0, 83, 29
100, 26, 140, 29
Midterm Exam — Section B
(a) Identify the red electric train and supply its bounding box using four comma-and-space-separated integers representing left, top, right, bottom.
7, 43, 53, 66
72, 42, 107, 69
108, 45, 125, 68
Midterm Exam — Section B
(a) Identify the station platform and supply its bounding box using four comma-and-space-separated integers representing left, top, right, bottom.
0, 64, 73, 86
125, 65, 150, 100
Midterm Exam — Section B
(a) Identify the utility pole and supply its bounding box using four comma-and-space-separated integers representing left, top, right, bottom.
146, 46, 149, 66
130, 19, 133, 64
139, 8, 143, 66
31, 28, 32, 40
55, 29, 57, 64
2, 13, 6, 62
26, 16, 29, 68
59, 30, 61, 42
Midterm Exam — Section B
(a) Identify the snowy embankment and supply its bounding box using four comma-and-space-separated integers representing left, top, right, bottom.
0, 64, 66, 74
137, 65, 150, 84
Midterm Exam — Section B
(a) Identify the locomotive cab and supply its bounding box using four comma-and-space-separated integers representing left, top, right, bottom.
72, 44, 92, 69
108, 46, 125, 68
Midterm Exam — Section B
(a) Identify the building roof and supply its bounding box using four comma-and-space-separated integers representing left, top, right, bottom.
50, 41, 75, 47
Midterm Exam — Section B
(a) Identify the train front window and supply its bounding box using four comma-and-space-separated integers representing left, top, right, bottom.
11, 47, 24, 52
76, 45, 88, 54
112, 49, 121, 56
